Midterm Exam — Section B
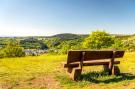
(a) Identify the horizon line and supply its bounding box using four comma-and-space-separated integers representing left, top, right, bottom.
0, 33, 133, 38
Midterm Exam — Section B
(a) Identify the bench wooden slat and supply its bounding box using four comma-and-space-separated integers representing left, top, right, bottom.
64, 60, 120, 68
115, 50, 125, 58
83, 51, 113, 60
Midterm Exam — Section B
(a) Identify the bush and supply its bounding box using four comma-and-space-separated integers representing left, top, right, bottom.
111, 39, 124, 50
4, 47, 25, 57
1, 39, 26, 58
0, 50, 6, 58
58, 39, 83, 54
123, 40, 135, 51
58, 43, 70, 54
83, 30, 115, 49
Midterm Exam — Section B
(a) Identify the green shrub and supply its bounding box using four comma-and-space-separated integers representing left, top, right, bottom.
58, 39, 83, 54
1, 39, 26, 58
58, 43, 70, 54
111, 39, 124, 50
4, 47, 25, 57
123, 40, 135, 51
0, 50, 6, 58
83, 30, 115, 49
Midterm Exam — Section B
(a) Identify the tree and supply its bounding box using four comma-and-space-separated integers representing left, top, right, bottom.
83, 30, 115, 49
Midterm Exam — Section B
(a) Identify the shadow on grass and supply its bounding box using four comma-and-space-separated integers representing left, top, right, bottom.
78, 71, 135, 83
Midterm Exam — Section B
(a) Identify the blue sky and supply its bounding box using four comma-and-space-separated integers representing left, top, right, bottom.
0, 0, 135, 36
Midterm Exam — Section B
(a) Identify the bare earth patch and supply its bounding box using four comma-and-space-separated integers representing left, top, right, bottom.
0, 75, 60, 89
43, 75, 60, 89
19, 75, 60, 89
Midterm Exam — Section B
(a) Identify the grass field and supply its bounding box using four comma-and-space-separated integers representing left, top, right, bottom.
0, 52, 135, 89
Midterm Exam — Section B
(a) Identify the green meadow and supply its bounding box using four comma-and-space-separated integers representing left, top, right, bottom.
1, 0, 135, 89
0, 52, 135, 89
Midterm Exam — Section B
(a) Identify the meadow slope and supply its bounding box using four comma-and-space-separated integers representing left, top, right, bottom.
0, 52, 135, 89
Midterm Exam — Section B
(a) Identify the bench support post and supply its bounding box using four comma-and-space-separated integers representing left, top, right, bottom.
71, 68, 82, 80
70, 52, 85, 80
112, 66, 120, 75
67, 67, 73, 73
103, 65, 109, 72
109, 51, 116, 75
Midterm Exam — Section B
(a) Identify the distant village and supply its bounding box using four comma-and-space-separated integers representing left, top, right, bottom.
24, 49, 48, 56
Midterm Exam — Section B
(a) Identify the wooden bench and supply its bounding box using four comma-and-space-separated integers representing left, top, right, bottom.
63, 50, 125, 80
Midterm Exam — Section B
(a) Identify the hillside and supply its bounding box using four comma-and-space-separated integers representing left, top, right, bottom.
46, 33, 135, 40
46, 33, 89, 40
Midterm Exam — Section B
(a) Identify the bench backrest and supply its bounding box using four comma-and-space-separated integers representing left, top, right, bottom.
115, 50, 125, 58
83, 51, 113, 61
83, 50, 125, 61
67, 50, 125, 63
67, 51, 82, 64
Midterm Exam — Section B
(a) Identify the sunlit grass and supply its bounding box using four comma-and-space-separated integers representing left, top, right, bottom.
0, 52, 135, 89
0, 54, 66, 89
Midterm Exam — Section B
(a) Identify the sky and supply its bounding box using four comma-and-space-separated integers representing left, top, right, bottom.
0, 0, 135, 36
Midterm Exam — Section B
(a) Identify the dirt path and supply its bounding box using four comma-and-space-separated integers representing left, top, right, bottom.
19, 75, 61, 89
1, 75, 61, 89
44, 76, 60, 89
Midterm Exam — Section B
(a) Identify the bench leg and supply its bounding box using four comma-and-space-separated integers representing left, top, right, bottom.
67, 67, 73, 73
112, 66, 120, 75
103, 65, 109, 72
109, 69, 112, 75
71, 68, 82, 80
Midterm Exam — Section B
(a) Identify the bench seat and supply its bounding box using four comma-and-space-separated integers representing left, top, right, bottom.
64, 59, 120, 68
